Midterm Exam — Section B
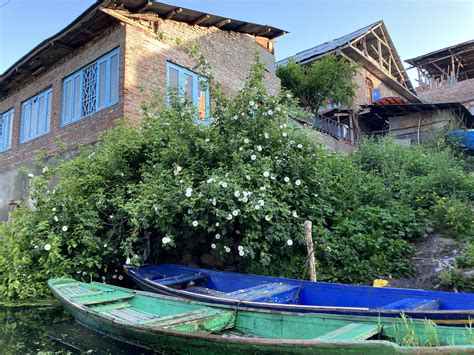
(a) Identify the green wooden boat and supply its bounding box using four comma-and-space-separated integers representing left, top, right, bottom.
48, 278, 474, 354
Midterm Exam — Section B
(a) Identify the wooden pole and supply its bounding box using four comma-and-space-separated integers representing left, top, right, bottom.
304, 220, 317, 282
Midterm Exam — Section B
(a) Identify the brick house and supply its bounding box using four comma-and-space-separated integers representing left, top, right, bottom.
0, 0, 285, 221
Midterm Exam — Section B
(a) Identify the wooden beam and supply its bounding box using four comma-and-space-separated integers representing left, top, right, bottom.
100, 7, 157, 32
214, 18, 231, 28
235, 22, 249, 31
136, 0, 153, 13
378, 39, 383, 68
192, 14, 210, 26
51, 41, 75, 51
256, 27, 271, 37
165, 7, 182, 20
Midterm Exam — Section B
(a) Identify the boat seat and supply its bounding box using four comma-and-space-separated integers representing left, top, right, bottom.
153, 273, 207, 286
186, 286, 225, 296
71, 290, 134, 305
379, 298, 440, 311
223, 282, 299, 303
141, 309, 236, 333
313, 323, 380, 341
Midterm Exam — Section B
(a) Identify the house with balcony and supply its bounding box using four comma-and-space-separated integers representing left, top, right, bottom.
0, 0, 285, 221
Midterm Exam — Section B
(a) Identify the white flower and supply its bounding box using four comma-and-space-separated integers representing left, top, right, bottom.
126, 257, 131, 265
62, 225, 68, 232
287, 239, 294, 246
205, 138, 210, 142
179, 179, 184, 184
297, 144, 303, 149
52, 207, 56, 212
215, 222, 220, 227
42, 166, 49, 173
53, 216, 59, 222
222, 182, 228, 188
118, 275, 124, 281
192, 220, 198, 227
256, 145, 263, 152
101, 276, 106, 281
234, 191, 240, 198
187, 209, 192, 214
113, 275, 117, 279
224, 246, 231, 253
104, 243, 108, 248
251, 154, 257, 161
162, 236, 171, 244
267, 109, 273, 115
174, 166, 182, 175
295, 179, 302, 186
265, 215, 271, 221
44, 243, 51, 251
211, 243, 216, 249
211, 198, 217, 206
232, 209, 239, 216
226, 214, 233, 220
260, 186, 266, 191
109, 215, 114, 219
263, 171, 270, 178
244, 138, 250, 144
238, 245, 244, 251
242, 196, 248, 203
239, 147, 243, 151
282, 123, 287, 129
185, 187, 193, 197
286, 93, 291, 98
239, 250, 245, 256
215, 233, 221, 240
120, 172, 124, 177
271, 175, 276, 180
282, 132, 288, 137
232, 115, 238, 120
207, 178, 215, 184
254, 204, 261, 210
264, 132, 269, 139
258, 199, 265, 206
292, 211, 299, 218
249, 100, 255, 106
28, 173, 34, 178
284, 176, 290, 183
246, 175, 251, 180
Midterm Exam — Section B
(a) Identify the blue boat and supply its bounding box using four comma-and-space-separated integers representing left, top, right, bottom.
124, 264, 474, 327
451, 129, 474, 151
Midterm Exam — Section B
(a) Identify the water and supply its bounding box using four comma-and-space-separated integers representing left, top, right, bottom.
0, 305, 155, 354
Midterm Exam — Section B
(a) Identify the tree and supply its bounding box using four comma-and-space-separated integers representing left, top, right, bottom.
277, 54, 359, 114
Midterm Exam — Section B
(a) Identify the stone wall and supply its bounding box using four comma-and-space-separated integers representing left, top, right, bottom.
417, 78, 474, 114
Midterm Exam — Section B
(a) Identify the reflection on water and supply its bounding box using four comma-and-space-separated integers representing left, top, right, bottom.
0, 305, 155, 354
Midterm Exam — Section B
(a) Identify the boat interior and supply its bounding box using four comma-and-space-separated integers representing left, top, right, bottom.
51, 279, 473, 347
133, 265, 474, 311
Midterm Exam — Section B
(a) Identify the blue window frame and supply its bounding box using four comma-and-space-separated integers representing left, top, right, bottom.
20, 88, 53, 143
62, 48, 120, 126
166, 62, 211, 125
0, 108, 14, 152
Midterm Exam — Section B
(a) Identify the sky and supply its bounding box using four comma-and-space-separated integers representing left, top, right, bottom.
1, 0, 473, 84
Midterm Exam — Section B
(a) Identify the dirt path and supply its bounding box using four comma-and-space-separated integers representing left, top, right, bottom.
388, 234, 461, 290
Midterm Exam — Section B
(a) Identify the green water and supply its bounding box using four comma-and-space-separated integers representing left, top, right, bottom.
0, 305, 155, 354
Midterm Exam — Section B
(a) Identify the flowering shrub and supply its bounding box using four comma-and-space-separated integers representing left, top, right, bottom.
0, 62, 449, 301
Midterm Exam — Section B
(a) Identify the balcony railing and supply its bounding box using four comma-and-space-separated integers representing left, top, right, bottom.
312, 115, 356, 143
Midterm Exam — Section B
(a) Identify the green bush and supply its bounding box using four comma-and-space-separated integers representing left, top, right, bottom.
432, 197, 474, 240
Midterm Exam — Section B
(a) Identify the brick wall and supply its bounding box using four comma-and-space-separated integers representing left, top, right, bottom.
123, 19, 280, 123
417, 78, 474, 112
0, 23, 126, 174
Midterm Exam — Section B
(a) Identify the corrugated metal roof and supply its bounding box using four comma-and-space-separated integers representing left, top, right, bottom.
277, 21, 381, 66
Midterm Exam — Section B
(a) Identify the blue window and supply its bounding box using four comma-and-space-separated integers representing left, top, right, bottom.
62, 48, 120, 126
0, 108, 14, 152
21, 88, 53, 143
166, 62, 210, 124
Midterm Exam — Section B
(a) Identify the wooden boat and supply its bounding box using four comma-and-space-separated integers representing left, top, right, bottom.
48, 278, 474, 354
123, 264, 474, 326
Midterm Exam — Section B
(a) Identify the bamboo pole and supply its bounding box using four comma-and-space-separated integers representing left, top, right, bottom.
304, 220, 317, 282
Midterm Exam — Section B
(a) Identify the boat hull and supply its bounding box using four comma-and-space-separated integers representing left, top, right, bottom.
124, 264, 474, 327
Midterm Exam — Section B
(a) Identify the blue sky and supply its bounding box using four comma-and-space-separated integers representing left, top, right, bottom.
1, 0, 473, 84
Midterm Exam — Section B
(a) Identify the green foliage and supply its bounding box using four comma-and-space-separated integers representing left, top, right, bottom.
352, 137, 474, 238
276, 54, 359, 113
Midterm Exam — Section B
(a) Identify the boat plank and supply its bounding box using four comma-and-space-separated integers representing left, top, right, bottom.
313, 323, 380, 341
379, 298, 440, 311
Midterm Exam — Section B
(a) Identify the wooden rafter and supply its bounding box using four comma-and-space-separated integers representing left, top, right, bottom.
256, 28, 271, 37
136, 1, 153, 14
99, 7, 159, 33
214, 19, 231, 28
192, 14, 210, 26
165, 8, 182, 20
